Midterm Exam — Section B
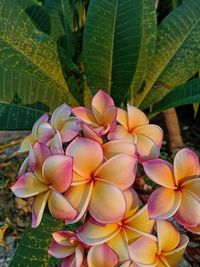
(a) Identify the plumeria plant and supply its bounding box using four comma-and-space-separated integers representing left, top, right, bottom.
11, 90, 200, 266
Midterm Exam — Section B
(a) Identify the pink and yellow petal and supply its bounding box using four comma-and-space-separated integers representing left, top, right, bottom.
52, 231, 77, 246
77, 219, 119, 245
128, 236, 157, 265
92, 90, 115, 124
94, 154, 137, 190
42, 155, 73, 192
60, 118, 81, 142
127, 105, 149, 131
108, 125, 135, 142
65, 182, 93, 224
181, 178, 200, 199
117, 108, 128, 129
156, 220, 180, 254
185, 224, 200, 234
136, 135, 160, 161
48, 190, 77, 221
66, 137, 103, 178
124, 188, 139, 219
102, 105, 117, 131
72, 107, 98, 127
32, 191, 50, 228
32, 113, 49, 138
134, 125, 163, 148
107, 229, 129, 261
143, 159, 176, 188
18, 134, 35, 152
81, 122, 103, 144
102, 140, 136, 160
174, 148, 200, 186
162, 234, 189, 266
124, 205, 155, 243
87, 243, 118, 267
148, 187, 182, 220
11, 172, 49, 198
37, 122, 55, 144
48, 132, 64, 155
174, 189, 200, 227
89, 180, 126, 224
51, 103, 71, 130
48, 241, 75, 258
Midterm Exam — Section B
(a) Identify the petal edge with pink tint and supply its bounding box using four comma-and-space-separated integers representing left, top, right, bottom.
42, 155, 73, 193
72, 107, 98, 127
174, 148, 200, 186
48, 191, 77, 220
89, 180, 126, 224
87, 243, 119, 267
148, 187, 182, 220
127, 105, 149, 131
50, 103, 71, 130
108, 125, 135, 142
11, 172, 49, 198
174, 189, 200, 227
94, 154, 137, 190
143, 159, 176, 188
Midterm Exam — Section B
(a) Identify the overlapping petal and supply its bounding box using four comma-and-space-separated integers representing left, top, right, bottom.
123, 188, 139, 219
128, 236, 157, 265
134, 125, 163, 148
136, 135, 160, 161
148, 187, 182, 220
66, 137, 103, 178
72, 107, 99, 127
94, 154, 137, 190
60, 118, 81, 142
48, 190, 77, 220
108, 125, 135, 142
37, 122, 55, 144
11, 172, 49, 198
32, 191, 50, 228
102, 140, 136, 160
143, 160, 176, 188
19, 134, 35, 152
81, 122, 103, 144
87, 243, 118, 267
42, 155, 73, 192
127, 105, 149, 131
51, 103, 71, 130
174, 190, 200, 227
174, 148, 200, 186
181, 178, 200, 198
48, 132, 64, 155
77, 219, 120, 245
162, 235, 189, 266
48, 240, 75, 258
65, 182, 93, 224
156, 220, 180, 254
107, 229, 130, 261
117, 108, 128, 129
52, 231, 76, 246
89, 180, 126, 223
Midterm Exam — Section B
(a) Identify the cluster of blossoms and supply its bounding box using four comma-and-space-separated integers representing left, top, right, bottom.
11, 90, 200, 266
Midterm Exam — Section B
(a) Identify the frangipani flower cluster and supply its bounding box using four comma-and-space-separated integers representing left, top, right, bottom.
11, 90, 200, 266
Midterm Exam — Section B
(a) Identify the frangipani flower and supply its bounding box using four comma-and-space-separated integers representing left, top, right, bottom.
11, 142, 77, 227
51, 104, 81, 142
19, 114, 55, 152
64, 137, 137, 224
128, 220, 189, 267
77, 189, 155, 261
87, 244, 119, 267
143, 148, 200, 228
72, 90, 117, 135
108, 105, 163, 160
48, 231, 86, 267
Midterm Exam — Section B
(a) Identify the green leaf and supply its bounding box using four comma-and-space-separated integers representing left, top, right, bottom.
128, 0, 156, 102
10, 213, 64, 267
136, 0, 200, 108
0, 68, 72, 130
83, 0, 156, 105
151, 78, 200, 115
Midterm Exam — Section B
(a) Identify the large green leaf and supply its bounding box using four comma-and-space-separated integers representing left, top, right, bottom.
10, 213, 64, 267
0, 0, 77, 102
0, 68, 70, 130
151, 78, 200, 115
83, 0, 156, 105
136, 0, 200, 108
128, 0, 156, 102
